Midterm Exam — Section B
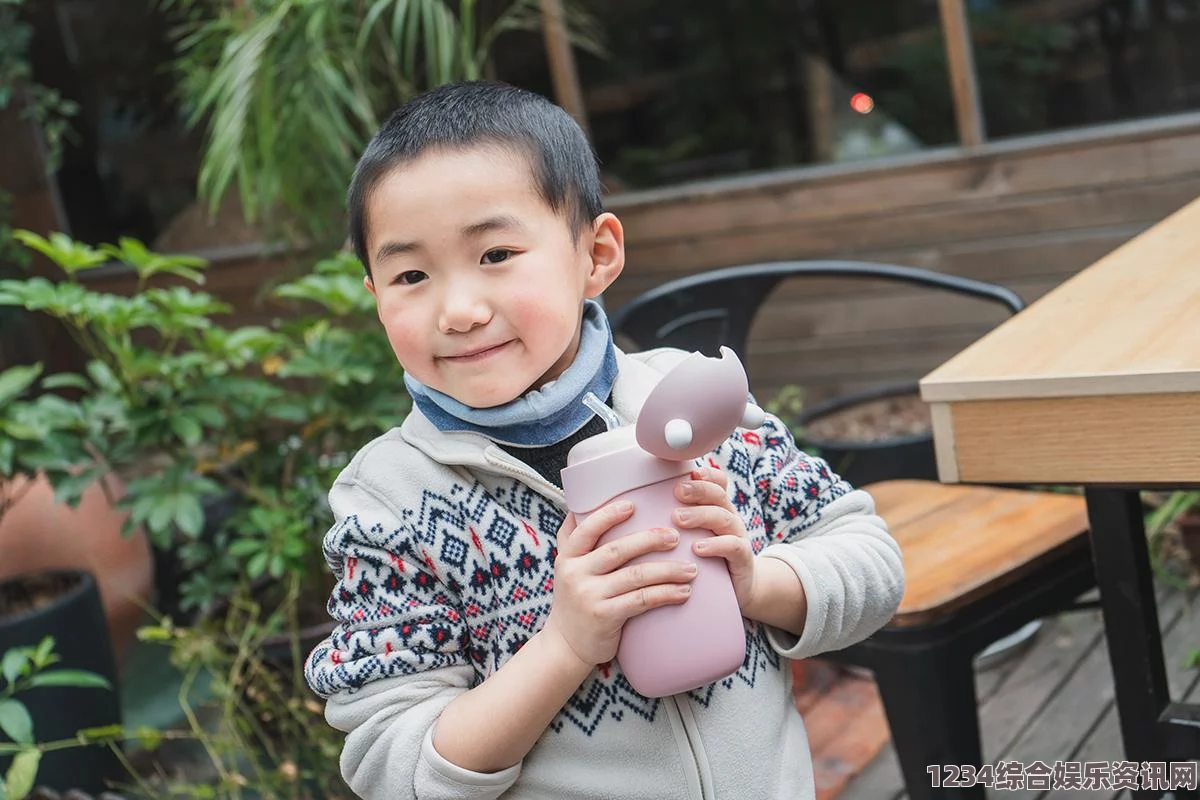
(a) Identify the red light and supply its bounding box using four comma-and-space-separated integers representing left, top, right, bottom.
850, 92, 875, 114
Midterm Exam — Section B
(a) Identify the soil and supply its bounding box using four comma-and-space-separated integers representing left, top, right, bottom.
0, 572, 80, 621
804, 392, 933, 444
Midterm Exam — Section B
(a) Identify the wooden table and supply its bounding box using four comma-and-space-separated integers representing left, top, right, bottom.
920, 195, 1200, 799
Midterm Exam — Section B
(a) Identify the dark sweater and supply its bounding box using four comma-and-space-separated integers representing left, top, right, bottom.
498, 395, 613, 489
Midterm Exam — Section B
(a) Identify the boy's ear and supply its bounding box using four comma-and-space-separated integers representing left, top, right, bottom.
363, 275, 384, 323
584, 212, 625, 298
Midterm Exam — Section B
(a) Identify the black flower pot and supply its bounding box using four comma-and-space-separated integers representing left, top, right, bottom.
797, 382, 938, 488
0, 570, 124, 794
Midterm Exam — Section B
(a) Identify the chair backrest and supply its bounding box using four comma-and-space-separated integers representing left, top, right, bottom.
607, 260, 1026, 362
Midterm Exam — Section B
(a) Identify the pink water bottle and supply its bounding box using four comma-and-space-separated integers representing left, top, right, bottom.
560, 347, 766, 698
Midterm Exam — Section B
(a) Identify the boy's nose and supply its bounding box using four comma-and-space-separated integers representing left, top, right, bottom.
438, 289, 493, 334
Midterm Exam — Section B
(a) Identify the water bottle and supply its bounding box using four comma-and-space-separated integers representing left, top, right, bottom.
560, 347, 766, 698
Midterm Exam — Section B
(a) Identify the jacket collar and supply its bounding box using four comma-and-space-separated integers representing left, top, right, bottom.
398, 347, 667, 482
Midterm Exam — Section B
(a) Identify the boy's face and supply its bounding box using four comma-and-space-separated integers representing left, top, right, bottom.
363, 145, 624, 409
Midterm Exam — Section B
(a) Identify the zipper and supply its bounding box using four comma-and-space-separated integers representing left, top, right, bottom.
482, 446, 567, 505
666, 697, 708, 800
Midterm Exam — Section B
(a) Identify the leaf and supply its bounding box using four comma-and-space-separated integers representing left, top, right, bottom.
0, 365, 42, 407
169, 415, 203, 447
26, 669, 111, 691
40, 372, 90, 391
0, 700, 33, 745
4, 749, 39, 800
174, 495, 205, 538
247, 551, 270, 579
227, 539, 262, 558
0, 650, 28, 687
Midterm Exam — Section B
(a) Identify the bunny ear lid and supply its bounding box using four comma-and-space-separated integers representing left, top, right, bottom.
635, 346, 763, 462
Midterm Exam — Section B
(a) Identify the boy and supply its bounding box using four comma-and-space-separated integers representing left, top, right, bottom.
304, 80, 905, 800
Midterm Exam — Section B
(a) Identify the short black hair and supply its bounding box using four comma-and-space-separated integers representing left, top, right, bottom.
347, 80, 604, 274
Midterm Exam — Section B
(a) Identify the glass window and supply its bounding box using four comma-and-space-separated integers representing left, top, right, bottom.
973, 0, 1200, 138
493, 0, 957, 191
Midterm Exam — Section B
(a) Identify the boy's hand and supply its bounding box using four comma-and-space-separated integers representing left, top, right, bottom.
544, 502, 697, 668
674, 467, 759, 612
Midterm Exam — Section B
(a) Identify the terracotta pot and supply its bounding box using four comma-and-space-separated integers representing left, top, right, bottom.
0, 474, 154, 672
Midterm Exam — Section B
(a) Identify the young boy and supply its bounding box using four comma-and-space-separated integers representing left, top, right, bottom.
304, 80, 905, 800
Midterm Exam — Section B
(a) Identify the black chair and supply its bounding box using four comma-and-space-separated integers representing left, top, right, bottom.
609, 260, 1096, 800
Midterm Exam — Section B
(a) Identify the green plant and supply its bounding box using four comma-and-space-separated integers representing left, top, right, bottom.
132, 596, 351, 798
0, 232, 408, 619
0, 0, 79, 170
163, 0, 601, 248
0, 637, 113, 800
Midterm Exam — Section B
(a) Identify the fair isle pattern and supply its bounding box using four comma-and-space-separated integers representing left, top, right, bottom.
305, 415, 850, 735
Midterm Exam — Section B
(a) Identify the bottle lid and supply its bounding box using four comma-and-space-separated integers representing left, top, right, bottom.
635, 346, 753, 461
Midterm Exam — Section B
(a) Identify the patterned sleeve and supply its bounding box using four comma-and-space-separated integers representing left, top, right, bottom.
304, 506, 470, 698
742, 414, 854, 545
304, 477, 520, 800
736, 413, 905, 660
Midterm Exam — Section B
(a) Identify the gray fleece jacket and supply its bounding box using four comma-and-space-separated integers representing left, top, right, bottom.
304, 346, 905, 799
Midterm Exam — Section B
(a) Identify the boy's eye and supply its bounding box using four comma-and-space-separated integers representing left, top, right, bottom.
393, 270, 427, 286
482, 249, 512, 265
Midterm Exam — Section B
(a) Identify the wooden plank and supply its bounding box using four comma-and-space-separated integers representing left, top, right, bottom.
921, 194, 1200, 402
746, 328, 989, 387
978, 608, 1107, 763
1008, 586, 1186, 800
841, 608, 1109, 800
612, 127, 1200, 246
744, 276, 1058, 343
938, 0, 986, 147
947, 393, 1200, 486
623, 177, 1200, 276
609, 222, 1147, 308
873, 483, 1089, 625
1046, 588, 1199, 800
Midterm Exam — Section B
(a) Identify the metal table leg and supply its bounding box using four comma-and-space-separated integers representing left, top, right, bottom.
1085, 489, 1172, 799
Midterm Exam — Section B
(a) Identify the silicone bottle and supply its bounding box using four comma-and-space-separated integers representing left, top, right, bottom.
560, 346, 766, 698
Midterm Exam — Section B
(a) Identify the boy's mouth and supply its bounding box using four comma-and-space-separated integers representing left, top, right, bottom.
441, 340, 514, 363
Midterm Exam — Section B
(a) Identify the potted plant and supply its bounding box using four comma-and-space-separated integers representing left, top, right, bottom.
794, 382, 939, 488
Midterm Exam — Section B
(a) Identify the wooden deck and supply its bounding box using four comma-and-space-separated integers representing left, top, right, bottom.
799, 579, 1200, 800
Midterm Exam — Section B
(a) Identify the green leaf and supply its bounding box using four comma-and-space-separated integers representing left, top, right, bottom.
0, 700, 33, 745
174, 495, 205, 538
247, 551, 270, 579
40, 372, 90, 391
26, 669, 111, 691
169, 415, 203, 447
0, 650, 28, 687
31, 638, 54, 670
0, 365, 41, 407
227, 538, 262, 558
4, 748, 39, 800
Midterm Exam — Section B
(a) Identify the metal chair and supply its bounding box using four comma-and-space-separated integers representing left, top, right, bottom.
609, 260, 1095, 800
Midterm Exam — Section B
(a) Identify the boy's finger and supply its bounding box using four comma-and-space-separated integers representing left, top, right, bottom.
673, 505, 745, 537
560, 501, 634, 557
612, 582, 692, 620
586, 526, 679, 574
692, 466, 729, 490
676, 479, 735, 512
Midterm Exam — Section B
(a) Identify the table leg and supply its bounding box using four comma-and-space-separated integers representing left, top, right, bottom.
1084, 489, 1172, 799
